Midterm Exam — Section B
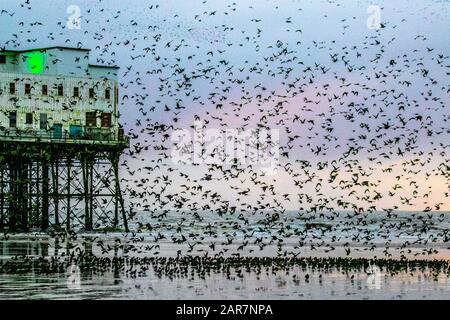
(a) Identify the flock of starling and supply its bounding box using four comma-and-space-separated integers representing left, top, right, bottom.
1, 0, 449, 273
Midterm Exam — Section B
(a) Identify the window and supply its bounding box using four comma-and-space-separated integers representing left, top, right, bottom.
26, 113, 33, 125
58, 84, 64, 96
40, 113, 47, 130
89, 88, 95, 99
25, 84, 31, 95
101, 112, 112, 128
0, 55, 6, 64
42, 85, 48, 96
105, 89, 111, 100
9, 83, 15, 95
73, 87, 79, 98
53, 124, 62, 139
86, 112, 97, 127
9, 112, 16, 128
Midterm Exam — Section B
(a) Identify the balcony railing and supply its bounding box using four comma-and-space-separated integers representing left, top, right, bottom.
0, 126, 129, 145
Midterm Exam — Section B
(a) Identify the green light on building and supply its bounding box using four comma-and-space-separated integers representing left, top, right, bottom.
26, 51, 46, 74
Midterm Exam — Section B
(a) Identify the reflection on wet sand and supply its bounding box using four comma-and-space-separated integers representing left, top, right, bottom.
1, 235, 450, 300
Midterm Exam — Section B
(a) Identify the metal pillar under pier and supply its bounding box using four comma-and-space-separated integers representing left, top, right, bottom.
0, 142, 129, 233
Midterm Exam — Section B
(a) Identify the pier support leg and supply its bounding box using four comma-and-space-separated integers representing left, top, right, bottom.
112, 153, 128, 232
8, 162, 17, 231
66, 158, 71, 231
52, 158, 60, 228
0, 165, 4, 230
41, 162, 49, 230
82, 155, 93, 231
32, 162, 40, 229
89, 160, 94, 230
20, 161, 28, 230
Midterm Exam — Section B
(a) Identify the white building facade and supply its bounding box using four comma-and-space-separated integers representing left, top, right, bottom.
0, 47, 122, 143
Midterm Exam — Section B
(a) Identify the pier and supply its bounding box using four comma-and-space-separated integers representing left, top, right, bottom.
0, 47, 128, 232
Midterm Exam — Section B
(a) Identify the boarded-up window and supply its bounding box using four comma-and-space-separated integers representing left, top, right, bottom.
40, 113, 47, 130
42, 85, 48, 96
86, 112, 97, 127
9, 112, 16, 128
0, 55, 6, 64
101, 112, 112, 128
105, 89, 111, 100
73, 87, 79, 97
25, 84, 31, 95
89, 88, 95, 99
58, 84, 64, 96
9, 83, 15, 95
26, 113, 33, 125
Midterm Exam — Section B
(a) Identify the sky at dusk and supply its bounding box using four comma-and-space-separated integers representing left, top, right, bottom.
1, 0, 449, 212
